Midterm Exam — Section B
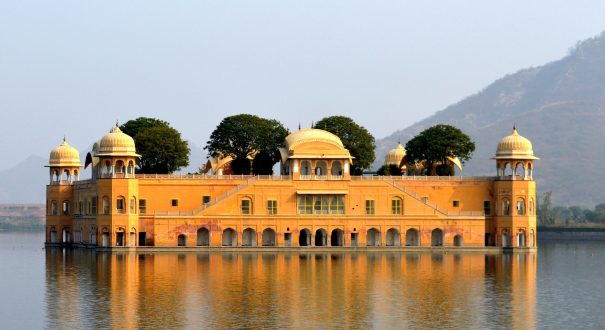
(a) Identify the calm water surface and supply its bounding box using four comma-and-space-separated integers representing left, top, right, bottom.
1, 232, 604, 329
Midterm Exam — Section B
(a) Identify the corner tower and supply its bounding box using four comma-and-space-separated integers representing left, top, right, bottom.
45, 138, 82, 244
492, 127, 539, 248
94, 123, 141, 247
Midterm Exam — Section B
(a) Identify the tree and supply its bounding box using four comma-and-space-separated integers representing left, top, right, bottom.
405, 124, 475, 176
252, 151, 275, 175
376, 164, 402, 176
537, 191, 555, 225
205, 114, 288, 175
120, 117, 190, 174
313, 116, 375, 175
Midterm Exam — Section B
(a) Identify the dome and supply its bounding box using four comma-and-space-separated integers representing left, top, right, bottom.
384, 143, 406, 166
494, 128, 538, 160
285, 128, 344, 150
96, 123, 140, 157
49, 138, 82, 167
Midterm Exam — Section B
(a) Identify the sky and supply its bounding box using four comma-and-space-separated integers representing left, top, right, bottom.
1, 1, 604, 171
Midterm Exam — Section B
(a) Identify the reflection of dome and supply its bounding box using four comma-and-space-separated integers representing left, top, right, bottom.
384, 143, 406, 166
96, 123, 140, 157
49, 138, 81, 167
285, 128, 344, 150
495, 128, 538, 159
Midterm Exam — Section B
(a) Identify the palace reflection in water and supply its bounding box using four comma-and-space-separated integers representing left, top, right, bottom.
45, 250, 536, 329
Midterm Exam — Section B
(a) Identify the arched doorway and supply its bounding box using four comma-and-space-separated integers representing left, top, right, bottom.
177, 234, 187, 246
197, 227, 210, 246
315, 229, 328, 246
405, 228, 419, 246
502, 230, 511, 247
386, 228, 400, 246
116, 229, 124, 246
222, 228, 237, 246
454, 235, 463, 246
129, 230, 136, 246
299, 228, 312, 246
518, 230, 526, 247
243, 228, 258, 246
262, 228, 276, 246
102, 231, 110, 247
366, 228, 381, 246
330, 229, 344, 246
62, 228, 70, 243
431, 228, 444, 246
50, 228, 58, 243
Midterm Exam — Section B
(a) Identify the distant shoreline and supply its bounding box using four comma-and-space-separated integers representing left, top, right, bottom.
538, 225, 605, 240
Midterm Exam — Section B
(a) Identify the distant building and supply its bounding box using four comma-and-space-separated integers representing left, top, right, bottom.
45, 125, 538, 249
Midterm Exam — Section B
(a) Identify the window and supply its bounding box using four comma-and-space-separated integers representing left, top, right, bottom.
453, 200, 460, 207
484, 201, 491, 215
297, 195, 345, 215
102, 197, 110, 215
391, 198, 402, 215
79, 201, 83, 214
91, 196, 98, 215
62, 201, 70, 215
529, 199, 534, 215
203, 195, 211, 204
139, 199, 147, 214
241, 199, 251, 214
502, 199, 510, 216
171, 199, 179, 207
365, 200, 375, 215
116, 197, 125, 214
267, 200, 277, 215
51, 200, 57, 216
516, 199, 525, 215
130, 198, 136, 214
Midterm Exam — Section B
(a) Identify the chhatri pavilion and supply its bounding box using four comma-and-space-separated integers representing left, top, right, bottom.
45, 124, 538, 249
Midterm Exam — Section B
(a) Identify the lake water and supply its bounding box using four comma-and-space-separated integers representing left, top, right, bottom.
1, 232, 604, 329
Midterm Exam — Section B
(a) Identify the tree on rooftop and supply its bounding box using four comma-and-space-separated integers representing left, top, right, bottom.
205, 114, 288, 175
313, 116, 375, 175
120, 117, 190, 174
405, 124, 475, 176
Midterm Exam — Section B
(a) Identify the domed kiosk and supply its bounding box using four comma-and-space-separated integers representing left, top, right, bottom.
46, 138, 82, 184
493, 127, 539, 179
279, 128, 353, 180
86, 123, 140, 179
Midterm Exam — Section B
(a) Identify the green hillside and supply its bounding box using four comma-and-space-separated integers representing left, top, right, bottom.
376, 32, 605, 207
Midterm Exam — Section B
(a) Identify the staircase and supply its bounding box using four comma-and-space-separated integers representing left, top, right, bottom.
386, 180, 449, 216
190, 176, 258, 215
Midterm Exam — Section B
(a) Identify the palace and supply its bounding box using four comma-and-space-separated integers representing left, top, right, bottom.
45, 124, 538, 249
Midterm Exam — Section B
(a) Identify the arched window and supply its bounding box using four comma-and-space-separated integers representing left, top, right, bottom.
130, 197, 136, 214
116, 196, 126, 214
62, 170, 70, 182
516, 198, 525, 215
514, 162, 525, 178
331, 161, 343, 177
128, 161, 135, 175
115, 160, 125, 174
529, 199, 534, 215
315, 161, 327, 178
502, 199, 511, 216
62, 201, 70, 215
300, 161, 311, 175
50, 200, 57, 216
102, 196, 110, 215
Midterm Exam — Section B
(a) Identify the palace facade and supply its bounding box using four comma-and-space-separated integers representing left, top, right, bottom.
45, 124, 538, 249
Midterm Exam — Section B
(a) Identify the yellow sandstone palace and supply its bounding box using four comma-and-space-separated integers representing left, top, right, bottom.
45, 124, 538, 249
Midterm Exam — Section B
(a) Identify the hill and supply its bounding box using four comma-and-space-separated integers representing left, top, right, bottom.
376, 32, 605, 207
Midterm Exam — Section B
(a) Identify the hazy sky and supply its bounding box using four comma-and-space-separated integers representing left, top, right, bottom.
1, 1, 604, 170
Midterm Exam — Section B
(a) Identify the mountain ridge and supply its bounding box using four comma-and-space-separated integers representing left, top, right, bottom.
376, 31, 605, 207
